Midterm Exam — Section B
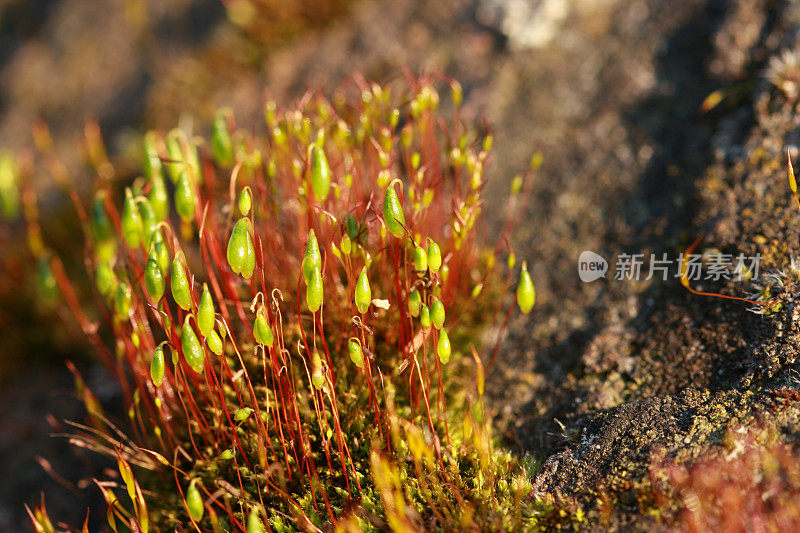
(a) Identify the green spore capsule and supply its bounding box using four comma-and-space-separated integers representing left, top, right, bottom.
427, 240, 442, 274
206, 329, 223, 355
253, 309, 274, 347
211, 108, 234, 167
348, 338, 363, 368
182, 315, 205, 372
95, 261, 117, 297
306, 266, 323, 313
150, 345, 165, 387
383, 181, 406, 238
174, 170, 197, 223
137, 196, 157, 247
420, 303, 431, 329
516, 261, 535, 314
226, 217, 256, 279
90, 191, 115, 244
114, 280, 132, 318
121, 188, 143, 248
197, 284, 215, 336
144, 245, 165, 301
309, 144, 331, 201
354, 266, 371, 314
430, 297, 445, 330
311, 351, 325, 390
238, 187, 252, 216
165, 129, 185, 183
147, 150, 169, 221
247, 506, 266, 533
186, 480, 204, 522
408, 289, 421, 317
437, 328, 451, 364
345, 214, 359, 241
413, 245, 428, 272
170, 252, 192, 311
142, 131, 162, 180
302, 229, 321, 282
151, 229, 170, 274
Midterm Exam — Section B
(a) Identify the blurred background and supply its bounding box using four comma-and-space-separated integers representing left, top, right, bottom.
0, 0, 789, 530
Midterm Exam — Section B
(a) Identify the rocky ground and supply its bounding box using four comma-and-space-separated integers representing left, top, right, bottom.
4, 0, 800, 530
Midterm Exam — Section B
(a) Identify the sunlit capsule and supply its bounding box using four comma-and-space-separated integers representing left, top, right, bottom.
121, 188, 143, 248
148, 171, 169, 222
348, 338, 363, 368
430, 297, 445, 330
340, 234, 352, 255
516, 262, 535, 314
182, 315, 204, 372
383, 182, 406, 238
211, 108, 234, 167
311, 351, 325, 390
309, 144, 331, 201
186, 480, 204, 522
137, 196, 158, 247
306, 266, 323, 313
302, 229, 321, 282
226, 217, 256, 279
408, 289, 421, 317
150, 345, 165, 387
174, 170, 197, 223
238, 187, 252, 216
413, 245, 427, 272
144, 246, 165, 301
247, 506, 266, 533
253, 309, 274, 348
142, 131, 162, 181
354, 267, 371, 314
170, 252, 192, 311
90, 191, 116, 259
437, 328, 451, 364
206, 329, 223, 356
197, 284, 215, 336
420, 304, 431, 329
427, 240, 442, 274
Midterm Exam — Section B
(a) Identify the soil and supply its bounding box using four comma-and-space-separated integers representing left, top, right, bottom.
3, 0, 800, 530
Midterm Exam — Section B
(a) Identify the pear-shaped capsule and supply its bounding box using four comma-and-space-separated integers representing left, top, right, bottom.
238, 187, 252, 216
354, 267, 372, 314
383, 182, 406, 238
306, 266, 323, 313
226, 217, 256, 279
174, 170, 197, 223
247, 506, 266, 533
150, 345, 165, 387
137, 196, 158, 247
348, 338, 364, 368
148, 170, 169, 222
186, 480, 204, 522
142, 131, 162, 180
253, 309, 274, 348
437, 328, 451, 364
95, 261, 117, 297
345, 214, 359, 241
413, 245, 428, 272
90, 191, 115, 244
206, 329, 223, 355
427, 240, 442, 274
408, 289, 421, 317
144, 246, 165, 301
309, 144, 331, 201
302, 229, 321, 282
121, 188, 143, 248
420, 304, 432, 329
182, 315, 205, 372
430, 297, 445, 330
211, 108, 234, 167
311, 351, 325, 390
151, 229, 170, 274
197, 284, 215, 336
170, 252, 192, 311
516, 262, 535, 314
